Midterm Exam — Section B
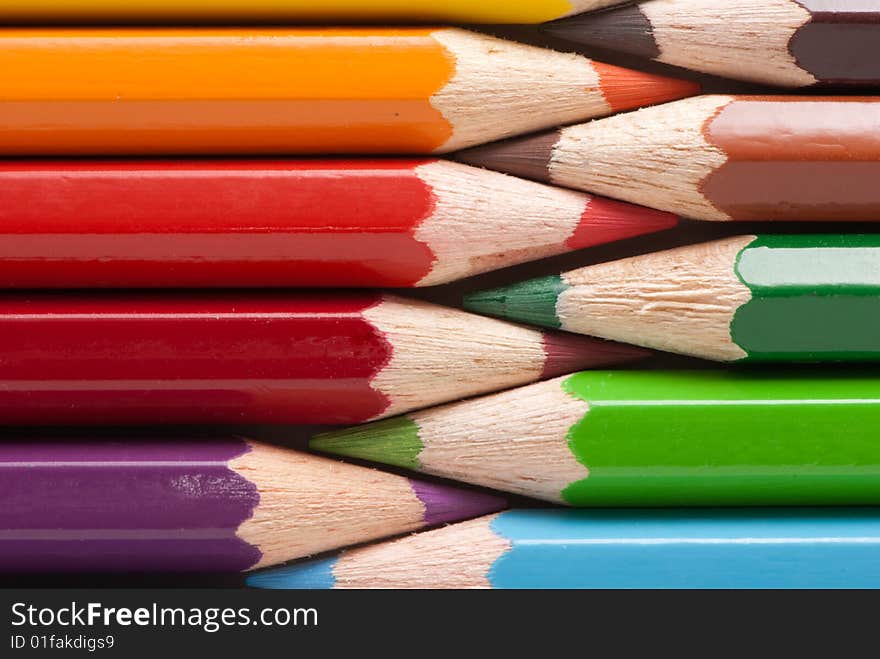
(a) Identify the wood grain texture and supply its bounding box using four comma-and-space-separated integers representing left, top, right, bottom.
332, 516, 507, 589
234, 443, 426, 569
551, 95, 731, 221
414, 377, 589, 502
556, 236, 753, 361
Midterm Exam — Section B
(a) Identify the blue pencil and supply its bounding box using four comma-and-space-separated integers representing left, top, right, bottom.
247, 509, 880, 589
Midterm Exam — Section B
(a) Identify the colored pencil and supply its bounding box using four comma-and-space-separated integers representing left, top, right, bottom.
0, 292, 645, 425
0, 160, 676, 289
0, 436, 505, 572
247, 509, 880, 589
456, 95, 880, 222
463, 234, 880, 363
0, 0, 622, 24
544, 0, 880, 87
313, 369, 880, 506
0, 28, 697, 156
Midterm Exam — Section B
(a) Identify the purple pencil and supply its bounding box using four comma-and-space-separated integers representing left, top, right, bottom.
0, 437, 505, 572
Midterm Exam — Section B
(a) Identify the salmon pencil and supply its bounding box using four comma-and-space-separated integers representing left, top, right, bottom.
0, 160, 676, 288
545, 0, 880, 87
464, 235, 880, 363
0, 28, 697, 156
313, 370, 880, 506
248, 509, 880, 589
0, 436, 505, 572
0, 0, 622, 24
457, 95, 880, 222
0, 292, 645, 425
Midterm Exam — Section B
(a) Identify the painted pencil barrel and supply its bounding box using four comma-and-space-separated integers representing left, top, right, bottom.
0, 437, 505, 572
0, 28, 696, 155
248, 509, 880, 589
0, 0, 618, 23
313, 369, 880, 506
0, 292, 643, 425
0, 160, 676, 288
464, 235, 880, 362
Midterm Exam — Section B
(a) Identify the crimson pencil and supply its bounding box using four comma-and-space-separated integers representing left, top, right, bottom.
0, 292, 645, 425
0, 159, 675, 288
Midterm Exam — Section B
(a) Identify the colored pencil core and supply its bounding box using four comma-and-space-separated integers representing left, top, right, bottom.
543, 5, 661, 60
312, 417, 422, 470
410, 480, 506, 526
592, 61, 701, 113
566, 196, 678, 251
463, 275, 566, 329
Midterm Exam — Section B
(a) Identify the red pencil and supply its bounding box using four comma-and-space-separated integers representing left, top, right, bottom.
0, 159, 675, 288
0, 292, 646, 424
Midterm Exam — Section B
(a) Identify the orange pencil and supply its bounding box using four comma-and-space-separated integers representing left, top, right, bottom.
0, 28, 698, 155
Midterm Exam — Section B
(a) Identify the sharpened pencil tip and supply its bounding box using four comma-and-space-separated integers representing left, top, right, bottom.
453, 131, 560, 184
591, 61, 701, 113
312, 423, 506, 523
410, 479, 507, 526
543, 4, 662, 60
463, 276, 567, 329
247, 556, 337, 589
570, 197, 679, 250
541, 332, 652, 378
311, 416, 423, 470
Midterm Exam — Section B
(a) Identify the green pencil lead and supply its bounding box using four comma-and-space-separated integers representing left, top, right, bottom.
310, 416, 424, 471
462, 275, 567, 329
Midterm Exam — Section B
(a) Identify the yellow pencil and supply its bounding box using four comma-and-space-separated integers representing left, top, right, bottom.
0, 0, 621, 24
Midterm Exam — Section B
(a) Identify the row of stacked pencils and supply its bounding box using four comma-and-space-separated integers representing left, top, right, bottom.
3, 0, 880, 589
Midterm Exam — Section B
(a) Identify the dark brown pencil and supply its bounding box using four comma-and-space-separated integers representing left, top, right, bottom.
544, 0, 880, 87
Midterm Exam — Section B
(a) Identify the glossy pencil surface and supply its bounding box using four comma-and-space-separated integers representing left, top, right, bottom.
457, 95, 880, 222
0, 160, 676, 288
0, 0, 619, 23
248, 509, 880, 589
0, 292, 643, 424
464, 235, 880, 362
314, 370, 880, 505
0, 437, 505, 572
545, 0, 880, 87
0, 28, 697, 155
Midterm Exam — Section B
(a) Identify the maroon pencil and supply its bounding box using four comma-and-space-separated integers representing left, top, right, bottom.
0, 291, 646, 424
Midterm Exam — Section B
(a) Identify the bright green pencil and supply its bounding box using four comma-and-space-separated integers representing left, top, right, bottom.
311, 369, 880, 506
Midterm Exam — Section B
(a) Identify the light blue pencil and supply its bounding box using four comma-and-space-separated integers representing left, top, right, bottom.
247, 509, 880, 589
